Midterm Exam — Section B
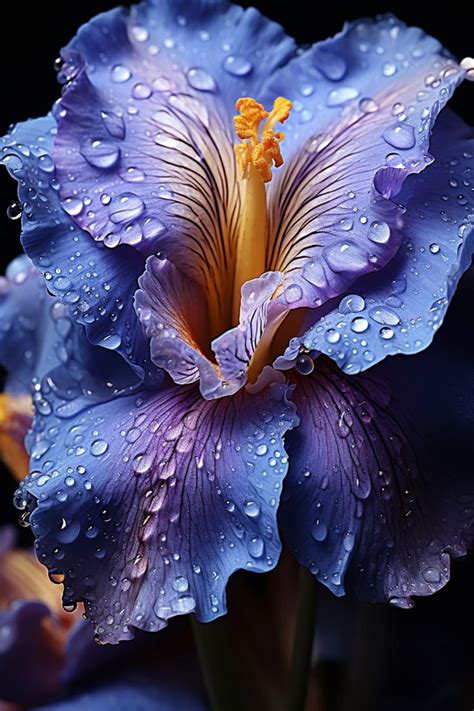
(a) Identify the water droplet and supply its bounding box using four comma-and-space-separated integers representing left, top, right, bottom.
109, 193, 145, 224
172, 575, 189, 592
131, 25, 149, 42
295, 354, 314, 375
343, 531, 355, 552
369, 307, 400, 326
359, 97, 379, 113
248, 536, 264, 558
186, 67, 216, 92
243, 500, 260, 518
111, 64, 131, 83
368, 220, 391, 244
351, 317, 369, 333
101, 111, 126, 140
90, 439, 109, 456
312, 520, 328, 541
63, 197, 84, 217
327, 86, 360, 107
429, 243, 440, 254
382, 61, 397, 77
80, 138, 120, 169
48, 569, 65, 584
383, 123, 416, 150
326, 329, 341, 344
423, 567, 441, 584
380, 326, 394, 340
256, 444, 268, 456
340, 294, 365, 313
284, 283, 303, 304
223, 55, 253, 77
6, 201, 22, 220
132, 83, 152, 100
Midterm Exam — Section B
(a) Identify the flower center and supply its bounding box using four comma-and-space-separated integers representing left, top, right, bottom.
232, 96, 292, 322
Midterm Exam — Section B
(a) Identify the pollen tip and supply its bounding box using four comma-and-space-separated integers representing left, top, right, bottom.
233, 95, 292, 182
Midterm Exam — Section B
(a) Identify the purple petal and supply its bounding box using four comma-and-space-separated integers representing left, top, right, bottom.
281, 353, 473, 606
135, 257, 283, 398
261, 14, 467, 313
19, 374, 297, 642
52, 2, 294, 332
280, 109, 473, 374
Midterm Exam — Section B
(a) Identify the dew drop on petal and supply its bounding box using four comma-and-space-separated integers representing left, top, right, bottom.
326, 86, 359, 107
63, 197, 84, 217
80, 138, 121, 169
351, 317, 369, 333
383, 123, 416, 150
186, 67, 217, 92
109, 193, 145, 224
223, 55, 253, 77
90, 439, 109, 456
111, 64, 132, 83
368, 220, 391, 244
382, 61, 397, 77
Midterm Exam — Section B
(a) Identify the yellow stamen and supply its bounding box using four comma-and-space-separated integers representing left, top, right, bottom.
232, 96, 292, 322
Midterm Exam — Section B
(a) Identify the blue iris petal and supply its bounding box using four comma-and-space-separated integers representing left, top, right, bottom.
20, 374, 297, 642
0, 116, 151, 378
282, 110, 473, 374
261, 14, 468, 315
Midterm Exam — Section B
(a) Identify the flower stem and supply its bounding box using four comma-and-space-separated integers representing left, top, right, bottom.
287, 566, 318, 711
191, 616, 243, 711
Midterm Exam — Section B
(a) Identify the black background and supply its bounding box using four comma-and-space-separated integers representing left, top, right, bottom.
0, 2, 472, 709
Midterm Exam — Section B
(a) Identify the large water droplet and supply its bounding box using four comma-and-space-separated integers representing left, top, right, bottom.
90, 439, 109, 456
382, 61, 397, 77
101, 111, 126, 140
312, 520, 328, 541
111, 64, 131, 83
383, 123, 416, 150
223, 55, 253, 77
80, 138, 121, 169
248, 536, 264, 558
327, 86, 359, 107
368, 220, 391, 244
243, 500, 260, 518
351, 316, 369, 333
6, 201, 22, 220
63, 197, 84, 217
295, 354, 314, 375
109, 193, 145, 224
186, 67, 217, 92
340, 294, 365, 313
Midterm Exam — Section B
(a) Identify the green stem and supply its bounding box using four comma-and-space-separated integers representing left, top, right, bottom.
287, 567, 318, 711
191, 616, 243, 711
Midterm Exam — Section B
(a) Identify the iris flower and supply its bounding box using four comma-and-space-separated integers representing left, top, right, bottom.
1, 0, 473, 648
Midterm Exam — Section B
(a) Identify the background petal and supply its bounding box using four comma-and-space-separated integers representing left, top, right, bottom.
18, 374, 297, 642
0, 601, 64, 705
281, 109, 473, 373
